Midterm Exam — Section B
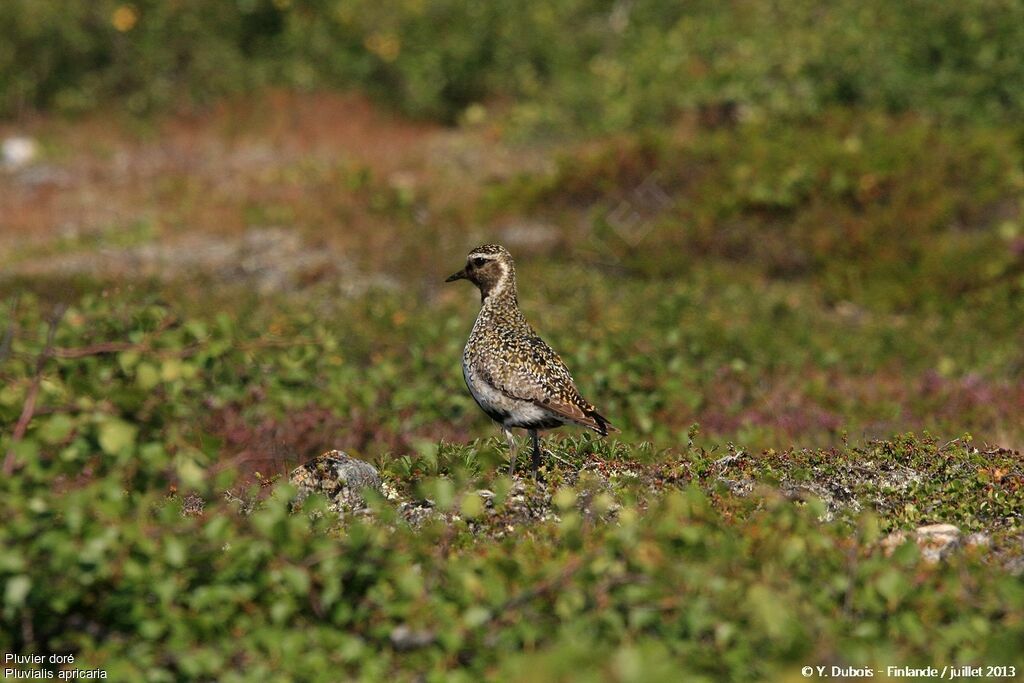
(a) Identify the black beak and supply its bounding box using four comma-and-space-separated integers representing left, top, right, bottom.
445, 268, 467, 283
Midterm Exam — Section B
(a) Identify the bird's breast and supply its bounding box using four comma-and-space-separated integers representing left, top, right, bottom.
463, 356, 512, 421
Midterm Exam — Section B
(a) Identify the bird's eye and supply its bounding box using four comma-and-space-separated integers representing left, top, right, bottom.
472, 257, 487, 267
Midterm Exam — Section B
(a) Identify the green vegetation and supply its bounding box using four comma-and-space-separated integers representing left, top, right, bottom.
3, 0, 1024, 680
1, 255, 1022, 678
3, 428, 1023, 680
5, 0, 1024, 130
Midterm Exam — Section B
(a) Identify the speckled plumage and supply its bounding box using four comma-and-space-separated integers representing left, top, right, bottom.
446, 244, 615, 475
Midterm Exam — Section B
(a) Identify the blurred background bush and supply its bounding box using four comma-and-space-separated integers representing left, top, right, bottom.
4, 0, 1024, 128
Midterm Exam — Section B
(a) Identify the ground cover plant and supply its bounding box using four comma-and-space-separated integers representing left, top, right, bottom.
2, 1, 1024, 680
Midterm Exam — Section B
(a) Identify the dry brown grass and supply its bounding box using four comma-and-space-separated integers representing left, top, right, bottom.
1, 90, 566, 288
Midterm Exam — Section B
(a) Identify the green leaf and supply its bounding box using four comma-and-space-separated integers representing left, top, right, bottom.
463, 605, 491, 628
460, 492, 484, 519
875, 568, 910, 605
118, 350, 140, 373
11, 439, 40, 462
553, 487, 577, 511
4, 575, 31, 608
136, 362, 160, 390
164, 538, 186, 568
185, 320, 208, 340
0, 385, 23, 408
38, 414, 74, 444
176, 458, 206, 489
270, 600, 293, 624
432, 478, 455, 511
160, 358, 184, 382
98, 418, 138, 455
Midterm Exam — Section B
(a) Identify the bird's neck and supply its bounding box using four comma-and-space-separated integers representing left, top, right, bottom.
479, 265, 518, 307
480, 283, 518, 308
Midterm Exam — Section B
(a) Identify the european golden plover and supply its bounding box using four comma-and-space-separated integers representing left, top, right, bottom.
445, 244, 616, 478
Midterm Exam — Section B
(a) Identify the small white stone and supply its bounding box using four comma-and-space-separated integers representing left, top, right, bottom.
2, 136, 38, 168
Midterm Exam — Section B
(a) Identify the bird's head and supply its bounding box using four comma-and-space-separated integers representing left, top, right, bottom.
445, 244, 517, 301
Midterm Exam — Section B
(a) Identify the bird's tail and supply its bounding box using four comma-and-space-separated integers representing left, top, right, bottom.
588, 410, 619, 437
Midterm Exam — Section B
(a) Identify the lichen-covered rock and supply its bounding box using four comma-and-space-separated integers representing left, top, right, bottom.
290, 450, 381, 515
397, 498, 437, 527
914, 523, 962, 562
881, 523, 962, 563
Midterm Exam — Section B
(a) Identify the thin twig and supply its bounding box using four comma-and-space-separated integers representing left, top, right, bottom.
544, 449, 575, 469
49, 333, 309, 360
3, 303, 67, 475
486, 557, 650, 633
493, 556, 584, 616
52, 341, 138, 358
50, 313, 177, 359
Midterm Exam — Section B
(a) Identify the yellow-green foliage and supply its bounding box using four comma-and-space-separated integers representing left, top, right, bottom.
1, 281, 1023, 678
3, 426, 1024, 680
4, 0, 1024, 127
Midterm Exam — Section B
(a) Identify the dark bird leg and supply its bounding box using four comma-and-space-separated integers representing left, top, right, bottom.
529, 429, 543, 480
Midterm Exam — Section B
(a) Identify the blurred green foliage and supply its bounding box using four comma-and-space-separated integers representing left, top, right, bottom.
1, 279, 1022, 676
491, 113, 1024, 309
4, 0, 1024, 129
3, 392, 1023, 680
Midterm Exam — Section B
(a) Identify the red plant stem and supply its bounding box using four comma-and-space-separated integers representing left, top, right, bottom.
3, 304, 66, 476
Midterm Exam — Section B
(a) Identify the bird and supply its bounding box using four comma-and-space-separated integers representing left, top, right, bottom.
445, 244, 617, 478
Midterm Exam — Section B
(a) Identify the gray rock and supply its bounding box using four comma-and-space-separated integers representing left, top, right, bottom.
965, 532, 991, 549
397, 498, 437, 527
881, 523, 962, 563
290, 450, 381, 515
390, 624, 436, 651
914, 523, 962, 563
1004, 553, 1024, 576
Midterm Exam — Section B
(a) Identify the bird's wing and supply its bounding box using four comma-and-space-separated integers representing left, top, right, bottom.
482, 334, 616, 435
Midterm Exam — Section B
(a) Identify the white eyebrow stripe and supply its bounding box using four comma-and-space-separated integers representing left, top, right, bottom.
468, 252, 498, 260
